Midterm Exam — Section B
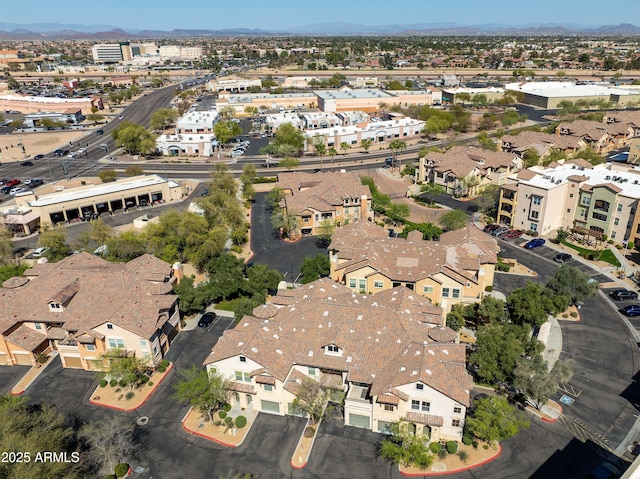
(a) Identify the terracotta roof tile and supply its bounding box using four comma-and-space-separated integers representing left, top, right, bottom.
5, 324, 47, 351
405, 412, 444, 427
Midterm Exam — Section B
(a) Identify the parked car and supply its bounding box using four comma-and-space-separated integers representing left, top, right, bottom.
20, 160, 33, 166
25, 178, 44, 187
524, 238, 546, 249
53, 149, 64, 156
10, 187, 26, 196
32, 247, 49, 258
502, 230, 524, 240
483, 224, 500, 233
554, 253, 572, 263
622, 304, 640, 317
198, 312, 217, 327
491, 226, 509, 237
96, 129, 104, 135
118, 115, 124, 120
610, 289, 639, 301
33, 154, 44, 160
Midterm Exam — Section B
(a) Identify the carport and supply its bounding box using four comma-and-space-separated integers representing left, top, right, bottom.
110, 199, 123, 212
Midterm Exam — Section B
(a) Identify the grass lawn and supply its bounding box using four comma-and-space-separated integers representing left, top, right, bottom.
215, 298, 243, 311
561, 240, 621, 267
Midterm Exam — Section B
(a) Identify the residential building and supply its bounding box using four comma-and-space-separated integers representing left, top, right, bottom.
630, 138, 640, 164
555, 119, 614, 155
276, 171, 373, 236
203, 278, 471, 441
498, 130, 584, 162
0, 253, 179, 370
497, 160, 640, 241
418, 146, 524, 197
328, 221, 498, 312
9, 175, 182, 230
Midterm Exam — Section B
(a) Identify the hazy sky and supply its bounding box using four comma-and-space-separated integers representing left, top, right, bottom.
3, 0, 640, 31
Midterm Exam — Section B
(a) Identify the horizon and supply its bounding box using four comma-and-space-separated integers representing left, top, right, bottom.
2, 0, 640, 32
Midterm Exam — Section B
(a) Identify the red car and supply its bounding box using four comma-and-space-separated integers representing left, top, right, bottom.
502, 230, 524, 240
5, 179, 20, 187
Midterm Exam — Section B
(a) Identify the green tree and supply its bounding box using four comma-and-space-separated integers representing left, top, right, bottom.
523, 148, 540, 168
379, 420, 434, 469
388, 139, 407, 169
420, 182, 446, 206
204, 253, 246, 300
292, 376, 331, 427
240, 163, 257, 201
242, 263, 283, 296
273, 123, 305, 157
87, 114, 105, 125
476, 295, 507, 325
477, 132, 497, 151
423, 115, 451, 138
340, 141, 351, 155
360, 138, 372, 153
507, 282, 555, 327
173, 366, 232, 422
213, 121, 242, 147
278, 157, 300, 170
111, 122, 157, 155
0, 226, 13, 264
545, 265, 599, 306
149, 107, 178, 131
38, 227, 71, 261
312, 136, 326, 170
99, 169, 118, 183
446, 304, 466, 331
466, 396, 530, 443
438, 209, 468, 231
88, 218, 114, 246
327, 147, 337, 169
400, 222, 442, 240
105, 230, 147, 262
261, 74, 277, 88
100, 348, 150, 390
513, 357, 573, 410
172, 277, 209, 315
300, 254, 330, 284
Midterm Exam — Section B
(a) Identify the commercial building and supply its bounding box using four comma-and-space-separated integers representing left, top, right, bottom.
216, 92, 317, 115
441, 86, 506, 104
0, 253, 180, 370
497, 160, 640, 242
175, 110, 219, 134
418, 146, 524, 197
91, 43, 132, 63
277, 171, 373, 236
315, 86, 441, 113
156, 133, 218, 157
23, 110, 85, 128
204, 278, 471, 441
208, 78, 262, 93
329, 221, 498, 312
505, 81, 640, 109
10, 175, 182, 229
0, 94, 103, 115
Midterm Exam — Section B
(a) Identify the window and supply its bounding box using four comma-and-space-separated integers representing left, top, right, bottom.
384, 404, 394, 412
106, 323, 113, 330
421, 401, 430, 412
442, 288, 450, 298
452, 289, 460, 299
50, 302, 61, 310
240, 356, 247, 362
454, 406, 462, 414
263, 384, 273, 392
336, 210, 341, 216
530, 210, 539, 219
108, 338, 125, 348
530, 223, 538, 231
86, 344, 96, 351
423, 286, 433, 294
308, 366, 316, 376
592, 212, 607, 222
374, 281, 384, 289
532, 196, 542, 205
614, 217, 620, 226
416, 383, 424, 390
411, 400, 420, 410
358, 279, 366, 290
34, 322, 42, 330
567, 209, 571, 213
452, 419, 461, 427
618, 204, 623, 212
611, 232, 617, 239
581, 196, 591, 206
569, 193, 574, 198
235, 371, 251, 382
139, 340, 147, 347
349, 278, 356, 288
327, 345, 340, 353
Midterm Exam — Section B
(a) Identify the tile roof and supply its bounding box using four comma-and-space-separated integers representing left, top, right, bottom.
0, 252, 177, 341
405, 412, 444, 427
228, 381, 256, 394
276, 171, 371, 214
5, 324, 48, 351
204, 278, 470, 406
425, 146, 521, 179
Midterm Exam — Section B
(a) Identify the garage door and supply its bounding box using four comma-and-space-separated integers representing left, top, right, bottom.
348, 413, 370, 429
86, 360, 102, 371
14, 353, 33, 366
63, 356, 83, 369
378, 420, 393, 435
261, 400, 280, 414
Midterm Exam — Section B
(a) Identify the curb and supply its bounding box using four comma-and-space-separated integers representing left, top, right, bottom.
181, 416, 238, 448
290, 459, 307, 470
399, 444, 503, 476
89, 362, 173, 412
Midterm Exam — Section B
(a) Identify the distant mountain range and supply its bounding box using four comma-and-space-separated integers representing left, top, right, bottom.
0, 21, 639, 39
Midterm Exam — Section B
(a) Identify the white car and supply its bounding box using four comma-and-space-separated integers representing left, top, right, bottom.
32, 247, 49, 257
9, 187, 26, 196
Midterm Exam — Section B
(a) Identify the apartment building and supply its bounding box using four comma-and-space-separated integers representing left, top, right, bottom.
204, 278, 471, 441
0, 253, 179, 370
497, 159, 640, 241
328, 221, 498, 312
276, 171, 373, 237
555, 120, 615, 155
418, 146, 523, 197
498, 130, 586, 161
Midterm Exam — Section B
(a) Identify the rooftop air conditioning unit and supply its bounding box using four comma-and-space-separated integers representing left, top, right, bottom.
556, 179, 562, 184
606, 176, 611, 180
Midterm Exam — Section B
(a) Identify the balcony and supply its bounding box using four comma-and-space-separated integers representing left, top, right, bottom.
500, 204, 513, 214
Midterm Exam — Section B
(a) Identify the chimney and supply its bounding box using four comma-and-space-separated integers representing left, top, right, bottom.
172, 262, 184, 284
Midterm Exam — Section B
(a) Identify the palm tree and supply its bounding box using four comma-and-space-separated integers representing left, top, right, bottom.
388, 140, 407, 170
360, 138, 372, 154
328, 147, 337, 170
313, 136, 326, 171
340, 142, 351, 156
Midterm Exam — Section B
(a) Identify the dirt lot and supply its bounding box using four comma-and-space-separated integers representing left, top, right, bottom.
0, 130, 89, 163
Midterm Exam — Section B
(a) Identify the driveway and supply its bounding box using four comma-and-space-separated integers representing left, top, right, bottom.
250, 192, 327, 281
0, 365, 30, 395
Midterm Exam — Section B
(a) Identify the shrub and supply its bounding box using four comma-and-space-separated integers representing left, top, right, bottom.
526, 229, 539, 237
110, 379, 118, 387
99, 379, 108, 388
223, 403, 232, 412
462, 434, 472, 446
429, 442, 441, 454
157, 366, 166, 373
125, 391, 135, 400
236, 415, 247, 428
303, 426, 315, 438
115, 462, 130, 478
218, 411, 227, 419
115, 388, 122, 393
472, 440, 478, 449
484, 285, 493, 292
483, 444, 489, 450
457, 450, 469, 463
105, 475, 116, 479
446, 441, 458, 454
438, 448, 447, 459
147, 381, 153, 386
224, 415, 233, 424
608, 239, 614, 244
119, 379, 127, 388
230, 245, 242, 253
570, 311, 578, 318
160, 359, 170, 368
